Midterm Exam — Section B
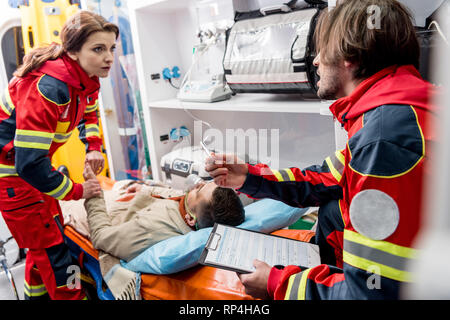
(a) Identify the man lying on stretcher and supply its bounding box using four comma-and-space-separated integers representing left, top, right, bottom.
82, 163, 245, 261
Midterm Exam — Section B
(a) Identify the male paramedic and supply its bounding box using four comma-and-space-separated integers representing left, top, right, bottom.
205, 0, 440, 299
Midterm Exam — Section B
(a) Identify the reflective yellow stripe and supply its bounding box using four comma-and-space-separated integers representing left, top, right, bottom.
343, 250, 412, 282
284, 169, 295, 181
325, 157, 342, 182
24, 282, 46, 290
85, 132, 100, 138
85, 124, 100, 138
0, 164, 18, 178
297, 269, 310, 300
53, 131, 73, 143
284, 269, 311, 300
0, 88, 15, 116
0, 99, 9, 115
4, 88, 15, 111
343, 230, 417, 282
285, 274, 296, 299
85, 101, 98, 113
271, 169, 284, 181
45, 175, 73, 200
14, 141, 50, 150
276, 169, 295, 182
345, 230, 417, 259
24, 281, 48, 297
335, 150, 345, 166
16, 129, 54, 139
338, 199, 346, 227
24, 287, 48, 297
14, 129, 54, 150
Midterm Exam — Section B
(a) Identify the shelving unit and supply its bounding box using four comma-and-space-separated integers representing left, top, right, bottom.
149, 94, 334, 115
129, 0, 346, 183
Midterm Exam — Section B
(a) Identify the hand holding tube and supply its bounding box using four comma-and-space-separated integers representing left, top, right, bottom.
204, 153, 248, 189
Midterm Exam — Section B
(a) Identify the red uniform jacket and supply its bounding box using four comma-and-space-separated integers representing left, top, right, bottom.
0, 54, 102, 204
238, 65, 439, 299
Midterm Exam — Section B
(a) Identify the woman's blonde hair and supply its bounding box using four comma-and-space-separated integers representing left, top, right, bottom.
14, 10, 119, 77
314, 0, 419, 79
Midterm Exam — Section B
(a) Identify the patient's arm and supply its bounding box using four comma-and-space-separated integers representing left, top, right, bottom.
127, 184, 185, 199
84, 194, 154, 261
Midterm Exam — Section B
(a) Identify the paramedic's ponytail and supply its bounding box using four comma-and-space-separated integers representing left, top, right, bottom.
14, 10, 119, 78
14, 43, 64, 77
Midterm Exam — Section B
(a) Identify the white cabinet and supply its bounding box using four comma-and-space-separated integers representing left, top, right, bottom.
129, 0, 345, 182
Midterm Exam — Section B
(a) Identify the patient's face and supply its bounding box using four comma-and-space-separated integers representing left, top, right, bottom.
186, 181, 217, 213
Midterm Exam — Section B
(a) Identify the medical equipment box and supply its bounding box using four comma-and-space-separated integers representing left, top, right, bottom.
223, 1, 326, 98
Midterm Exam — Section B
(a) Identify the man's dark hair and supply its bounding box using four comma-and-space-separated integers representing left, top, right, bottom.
197, 187, 245, 229
315, 0, 420, 79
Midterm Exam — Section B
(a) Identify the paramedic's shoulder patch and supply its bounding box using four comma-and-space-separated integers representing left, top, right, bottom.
37, 75, 70, 106
348, 104, 424, 177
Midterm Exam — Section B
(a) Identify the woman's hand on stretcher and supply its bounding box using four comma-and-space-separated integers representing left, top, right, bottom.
82, 163, 102, 199
205, 153, 248, 189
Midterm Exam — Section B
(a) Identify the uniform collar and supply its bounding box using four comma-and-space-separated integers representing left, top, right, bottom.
37, 53, 100, 94
61, 54, 100, 94
329, 65, 435, 131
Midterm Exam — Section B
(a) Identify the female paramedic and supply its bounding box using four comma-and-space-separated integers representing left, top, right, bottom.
0, 11, 119, 300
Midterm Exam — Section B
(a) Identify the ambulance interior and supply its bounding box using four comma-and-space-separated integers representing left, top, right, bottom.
0, 0, 449, 300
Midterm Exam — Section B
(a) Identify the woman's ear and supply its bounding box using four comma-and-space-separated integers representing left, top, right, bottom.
66, 51, 78, 62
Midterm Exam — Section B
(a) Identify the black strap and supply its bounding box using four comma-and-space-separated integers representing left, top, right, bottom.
54, 216, 68, 245
305, 0, 327, 5
285, 0, 298, 9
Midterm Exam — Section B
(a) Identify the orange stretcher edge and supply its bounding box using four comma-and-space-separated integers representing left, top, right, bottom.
64, 225, 314, 300
64, 175, 315, 300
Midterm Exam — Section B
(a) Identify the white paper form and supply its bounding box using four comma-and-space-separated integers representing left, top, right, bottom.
203, 224, 321, 273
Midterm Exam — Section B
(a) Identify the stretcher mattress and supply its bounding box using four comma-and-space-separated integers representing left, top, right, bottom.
64, 224, 314, 300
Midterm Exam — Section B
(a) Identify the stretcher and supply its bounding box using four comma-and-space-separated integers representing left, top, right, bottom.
62, 176, 315, 300
63, 223, 314, 300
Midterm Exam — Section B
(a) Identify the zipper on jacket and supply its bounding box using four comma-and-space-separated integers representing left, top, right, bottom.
75, 95, 80, 117
2, 200, 44, 212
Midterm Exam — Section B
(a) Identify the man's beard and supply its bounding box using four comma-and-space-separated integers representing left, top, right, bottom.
316, 75, 341, 100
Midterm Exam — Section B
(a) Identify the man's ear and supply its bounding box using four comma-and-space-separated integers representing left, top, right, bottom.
185, 213, 196, 227
344, 60, 359, 73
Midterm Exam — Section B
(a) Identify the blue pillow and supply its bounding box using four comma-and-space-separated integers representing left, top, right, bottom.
121, 198, 308, 274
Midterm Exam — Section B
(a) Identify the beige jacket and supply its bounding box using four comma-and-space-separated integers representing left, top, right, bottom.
84, 185, 192, 261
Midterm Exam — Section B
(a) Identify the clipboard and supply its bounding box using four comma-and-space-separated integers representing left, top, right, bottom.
198, 223, 321, 274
